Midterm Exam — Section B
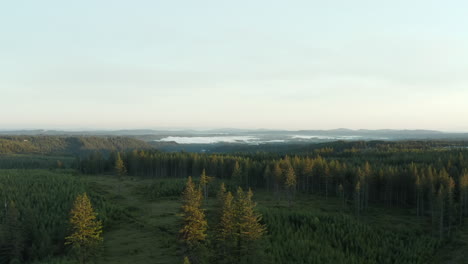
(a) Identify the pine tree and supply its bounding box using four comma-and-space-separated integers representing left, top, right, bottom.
3, 201, 24, 263
115, 152, 127, 178
65, 193, 103, 264
183, 256, 191, 264
200, 169, 212, 200
217, 182, 227, 207
218, 191, 235, 241
232, 161, 243, 188
114, 152, 127, 194
430, 182, 437, 234
285, 167, 297, 207
460, 173, 468, 224
217, 191, 236, 262
323, 163, 331, 199
234, 187, 266, 262
447, 177, 455, 235
263, 165, 272, 192
302, 158, 313, 193
354, 181, 361, 216
356, 168, 366, 211
180, 176, 208, 249
338, 184, 345, 210
272, 162, 283, 200
437, 186, 445, 240
416, 174, 423, 217
363, 161, 371, 209
56, 160, 63, 169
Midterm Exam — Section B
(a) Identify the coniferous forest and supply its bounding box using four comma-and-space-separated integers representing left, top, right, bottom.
5, 1, 468, 263
0, 137, 468, 263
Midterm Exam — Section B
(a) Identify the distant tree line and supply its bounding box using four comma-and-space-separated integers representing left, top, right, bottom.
0, 136, 151, 155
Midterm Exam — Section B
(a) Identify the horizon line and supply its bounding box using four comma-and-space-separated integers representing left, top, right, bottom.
1, 127, 468, 134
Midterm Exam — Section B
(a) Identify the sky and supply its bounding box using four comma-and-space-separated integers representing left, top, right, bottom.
1, 0, 468, 131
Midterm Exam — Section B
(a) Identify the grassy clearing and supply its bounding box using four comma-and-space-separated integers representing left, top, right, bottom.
83, 176, 181, 264
84, 176, 441, 263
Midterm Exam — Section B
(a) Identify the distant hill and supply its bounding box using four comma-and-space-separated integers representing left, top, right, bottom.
2, 129, 468, 153
152, 140, 468, 154
1, 128, 467, 139
0, 136, 152, 155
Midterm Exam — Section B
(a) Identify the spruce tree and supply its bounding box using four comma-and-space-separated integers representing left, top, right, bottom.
234, 187, 266, 262
3, 201, 24, 263
460, 173, 468, 224
272, 162, 283, 200
447, 177, 455, 235
217, 191, 236, 263
200, 169, 212, 200
338, 184, 345, 209
325, 164, 331, 198
363, 161, 371, 209
354, 181, 361, 216
65, 193, 103, 264
301, 158, 313, 193
437, 186, 445, 240
263, 165, 272, 192
232, 162, 243, 188
114, 152, 127, 178
217, 182, 227, 207
416, 174, 423, 217
180, 176, 208, 262
114, 152, 127, 194
285, 167, 297, 207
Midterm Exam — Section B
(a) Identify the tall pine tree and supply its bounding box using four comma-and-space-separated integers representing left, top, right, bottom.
234, 187, 266, 263
65, 193, 103, 264
180, 176, 208, 263
285, 167, 297, 207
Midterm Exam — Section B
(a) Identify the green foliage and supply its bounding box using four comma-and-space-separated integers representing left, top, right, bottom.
65, 193, 103, 264
114, 153, 127, 177
5, 140, 468, 263
262, 209, 440, 264
139, 178, 188, 200
0, 154, 75, 170
78, 146, 468, 241
139, 178, 235, 201
180, 177, 208, 247
231, 162, 243, 188
200, 169, 214, 200
1, 200, 24, 263
0, 170, 113, 263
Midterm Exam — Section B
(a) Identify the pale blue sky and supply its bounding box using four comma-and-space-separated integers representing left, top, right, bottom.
1, 1, 467, 131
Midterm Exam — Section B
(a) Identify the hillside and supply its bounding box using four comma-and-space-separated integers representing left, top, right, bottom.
0, 136, 153, 155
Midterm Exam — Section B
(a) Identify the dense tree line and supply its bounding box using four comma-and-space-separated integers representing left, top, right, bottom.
3, 140, 468, 263
0, 154, 74, 169
191, 140, 468, 155
79, 146, 468, 238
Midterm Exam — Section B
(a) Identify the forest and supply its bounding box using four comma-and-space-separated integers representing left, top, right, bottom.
0, 136, 151, 155
1, 138, 468, 263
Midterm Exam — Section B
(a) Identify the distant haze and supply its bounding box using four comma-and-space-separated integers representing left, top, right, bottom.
1, 1, 468, 131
